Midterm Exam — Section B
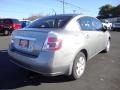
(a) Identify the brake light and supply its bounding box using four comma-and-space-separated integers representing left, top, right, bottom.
9, 24, 15, 29
42, 36, 62, 51
13, 24, 17, 29
48, 37, 57, 42
9, 24, 13, 29
11, 24, 21, 30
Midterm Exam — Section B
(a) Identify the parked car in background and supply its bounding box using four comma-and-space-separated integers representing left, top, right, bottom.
20, 20, 31, 28
8, 14, 111, 80
112, 19, 120, 30
101, 20, 112, 30
0, 18, 21, 35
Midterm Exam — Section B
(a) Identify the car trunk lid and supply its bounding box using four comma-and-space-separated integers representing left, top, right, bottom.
12, 29, 49, 56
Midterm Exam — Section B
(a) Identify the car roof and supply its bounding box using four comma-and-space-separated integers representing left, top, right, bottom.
52, 14, 78, 16
41, 14, 79, 18
20, 20, 30, 21
42, 14, 94, 19
0, 18, 18, 20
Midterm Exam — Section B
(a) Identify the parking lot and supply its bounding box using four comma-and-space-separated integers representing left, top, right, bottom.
0, 31, 120, 90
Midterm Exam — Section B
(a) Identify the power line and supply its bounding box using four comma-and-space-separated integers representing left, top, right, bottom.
57, 0, 90, 14
58, 0, 65, 14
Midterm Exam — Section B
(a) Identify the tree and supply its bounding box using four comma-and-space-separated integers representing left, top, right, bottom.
112, 4, 120, 17
98, 4, 113, 19
25, 14, 43, 21
97, 4, 120, 19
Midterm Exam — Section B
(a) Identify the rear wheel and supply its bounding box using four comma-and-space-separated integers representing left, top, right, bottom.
4, 30, 9, 36
70, 52, 86, 80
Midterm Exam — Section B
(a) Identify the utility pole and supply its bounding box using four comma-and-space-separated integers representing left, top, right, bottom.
57, 0, 65, 14
63, 0, 65, 14
57, 0, 90, 14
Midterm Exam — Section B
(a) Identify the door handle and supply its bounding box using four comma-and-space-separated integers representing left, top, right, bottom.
84, 34, 89, 39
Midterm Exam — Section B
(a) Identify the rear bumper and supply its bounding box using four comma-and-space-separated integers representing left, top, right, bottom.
8, 49, 70, 76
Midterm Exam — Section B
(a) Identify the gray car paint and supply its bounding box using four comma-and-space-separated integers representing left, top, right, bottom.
8, 14, 110, 76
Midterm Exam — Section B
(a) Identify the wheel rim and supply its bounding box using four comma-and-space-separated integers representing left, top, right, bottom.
76, 56, 85, 77
5, 31, 8, 35
107, 40, 110, 51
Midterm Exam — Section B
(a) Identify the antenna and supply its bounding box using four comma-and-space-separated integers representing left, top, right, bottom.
52, 9, 56, 15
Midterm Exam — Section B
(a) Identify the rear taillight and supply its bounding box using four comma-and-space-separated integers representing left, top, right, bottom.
42, 36, 62, 51
11, 24, 21, 30
9, 24, 13, 29
9, 24, 15, 29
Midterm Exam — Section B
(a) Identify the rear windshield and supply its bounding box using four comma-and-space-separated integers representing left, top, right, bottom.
0, 19, 12, 24
28, 16, 73, 28
13, 19, 20, 23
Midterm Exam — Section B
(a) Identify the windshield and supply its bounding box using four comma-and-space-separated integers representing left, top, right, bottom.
28, 15, 73, 28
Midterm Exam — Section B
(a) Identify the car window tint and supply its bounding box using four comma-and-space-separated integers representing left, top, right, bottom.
28, 16, 73, 28
5, 20, 11, 24
13, 19, 19, 23
0, 19, 11, 24
79, 17, 93, 31
0, 19, 4, 24
92, 18, 102, 31
45, 19, 55, 28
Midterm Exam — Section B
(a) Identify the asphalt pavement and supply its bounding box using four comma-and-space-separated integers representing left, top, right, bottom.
0, 31, 120, 90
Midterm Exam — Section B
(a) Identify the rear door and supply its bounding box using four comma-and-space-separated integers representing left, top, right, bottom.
78, 17, 102, 58
92, 18, 107, 52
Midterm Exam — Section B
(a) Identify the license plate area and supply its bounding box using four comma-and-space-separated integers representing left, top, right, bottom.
13, 36, 36, 53
19, 39, 29, 49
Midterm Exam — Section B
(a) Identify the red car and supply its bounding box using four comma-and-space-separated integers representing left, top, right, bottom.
0, 18, 21, 35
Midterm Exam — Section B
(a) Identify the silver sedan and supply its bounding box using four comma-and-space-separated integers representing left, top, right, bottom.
8, 14, 111, 80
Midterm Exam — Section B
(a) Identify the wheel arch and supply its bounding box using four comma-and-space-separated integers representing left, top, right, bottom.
68, 48, 88, 76
80, 49, 88, 61
109, 36, 111, 41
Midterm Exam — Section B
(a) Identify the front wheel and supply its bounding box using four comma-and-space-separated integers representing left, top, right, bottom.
103, 39, 110, 53
70, 52, 86, 80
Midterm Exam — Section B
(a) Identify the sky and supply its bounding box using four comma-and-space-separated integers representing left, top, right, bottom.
0, 0, 119, 19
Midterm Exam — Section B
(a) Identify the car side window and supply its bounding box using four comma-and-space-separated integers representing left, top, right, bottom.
92, 18, 102, 31
13, 19, 19, 23
4, 19, 11, 24
78, 17, 93, 31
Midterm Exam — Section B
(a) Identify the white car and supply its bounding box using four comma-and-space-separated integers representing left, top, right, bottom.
102, 20, 112, 30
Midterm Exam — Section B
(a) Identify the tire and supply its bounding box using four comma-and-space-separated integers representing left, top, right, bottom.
109, 26, 112, 30
70, 52, 86, 80
103, 39, 110, 53
4, 30, 9, 36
